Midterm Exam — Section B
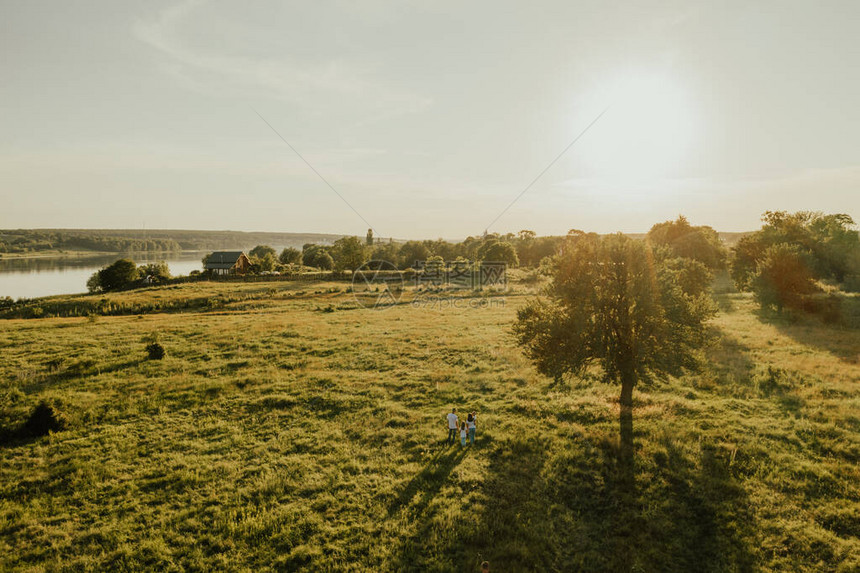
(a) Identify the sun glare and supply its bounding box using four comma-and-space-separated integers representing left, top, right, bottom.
576, 69, 698, 183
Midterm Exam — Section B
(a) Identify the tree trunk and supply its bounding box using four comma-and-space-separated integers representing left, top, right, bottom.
619, 370, 635, 475
616, 369, 637, 571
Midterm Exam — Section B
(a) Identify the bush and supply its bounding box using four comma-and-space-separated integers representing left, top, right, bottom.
146, 342, 165, 360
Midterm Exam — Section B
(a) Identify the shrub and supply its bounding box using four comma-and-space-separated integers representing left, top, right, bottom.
146, 342, 166, 360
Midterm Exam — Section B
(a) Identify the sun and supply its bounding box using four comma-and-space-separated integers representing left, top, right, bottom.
575, 69, 699, 182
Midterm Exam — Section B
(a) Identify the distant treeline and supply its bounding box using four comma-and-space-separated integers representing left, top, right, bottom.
0, 229, 347, 255
0, 231, 180, 254
238, 231, 564, 275
1, 228, 752, 257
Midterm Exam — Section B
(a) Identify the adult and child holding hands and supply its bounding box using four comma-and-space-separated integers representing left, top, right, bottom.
445, 407, 477, 446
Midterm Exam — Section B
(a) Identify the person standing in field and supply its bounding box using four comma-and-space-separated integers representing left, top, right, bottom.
467, 411, 477, 445
460, 421, 468, 447
446, 408, 459, 445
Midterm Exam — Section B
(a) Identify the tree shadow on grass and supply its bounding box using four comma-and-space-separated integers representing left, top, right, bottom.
387, 445, 468, 518
754, 298, 860, 364
703, 326, 757, 389
458, 438, 557, 570
20, 358, 144, 394
636, 439, 760, 572
434, 432, 760, 572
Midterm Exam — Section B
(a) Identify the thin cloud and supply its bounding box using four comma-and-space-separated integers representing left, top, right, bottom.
133, 0, 432, 121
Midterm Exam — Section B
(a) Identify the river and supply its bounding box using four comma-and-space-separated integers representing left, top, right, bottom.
0, 253, 205, 300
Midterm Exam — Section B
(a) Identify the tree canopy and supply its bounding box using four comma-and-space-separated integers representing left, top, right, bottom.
732, 211, 859, 288
477, 240, 519, 267
87, 259, 141, 292
397, 241, 430, 270
647, 215, 727, 269
731, 211, 860, 309
249, 245, 277, 260
138, 262, 171, 284
331, 236, 368, 271
302, 245, 334, 270
279, 247, 303, 266
515, 231, 714, 386
752, 243, 819, 312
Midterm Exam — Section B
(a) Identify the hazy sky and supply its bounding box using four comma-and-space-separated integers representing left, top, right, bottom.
2, 1, 858, 239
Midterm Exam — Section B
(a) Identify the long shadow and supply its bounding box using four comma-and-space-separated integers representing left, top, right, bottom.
637, 439, 759, 572
755, 299, 860, 364
703, 326, 757, 390
403, 437, 557, 571
387, 445, 467, 518
21, 358, 144, 394
429, 431, 760, 571
387, 445, 468, 570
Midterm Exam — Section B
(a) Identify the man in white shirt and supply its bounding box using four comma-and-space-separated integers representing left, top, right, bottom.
446, 408, 459, 445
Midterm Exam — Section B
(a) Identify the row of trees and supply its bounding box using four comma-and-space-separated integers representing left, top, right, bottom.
232, 219, 731, 276
240, 231, 561, 274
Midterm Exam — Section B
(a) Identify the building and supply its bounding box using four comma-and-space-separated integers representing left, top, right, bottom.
204, 251, 251, 276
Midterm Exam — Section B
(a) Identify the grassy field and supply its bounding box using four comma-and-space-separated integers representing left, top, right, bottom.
1, 277, 858, 571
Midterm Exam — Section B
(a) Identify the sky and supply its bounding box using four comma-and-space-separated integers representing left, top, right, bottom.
1, 0, 858, 240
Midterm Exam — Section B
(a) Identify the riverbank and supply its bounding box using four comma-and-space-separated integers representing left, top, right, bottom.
0, 250, 116, 259
0, 253, 206, 300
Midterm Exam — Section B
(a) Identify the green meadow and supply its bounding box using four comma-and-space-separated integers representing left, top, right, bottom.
1, 276, 858, 571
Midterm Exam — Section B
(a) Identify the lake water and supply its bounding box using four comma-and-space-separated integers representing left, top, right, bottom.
0, 253, 205, 299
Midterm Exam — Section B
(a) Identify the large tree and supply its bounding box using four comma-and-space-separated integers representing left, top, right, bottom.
514, 232, 715, 469
397, 241, 430, 270
647, 215, 727, 269
331, 236, 368, 271
303, 245, 334, 270
249, 245, 277, 260
477, 239, 519, 267
88, 258, 140, 292
279, 247, 303, 266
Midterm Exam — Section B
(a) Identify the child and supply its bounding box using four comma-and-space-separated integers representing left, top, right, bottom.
460, 421, 467, 447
